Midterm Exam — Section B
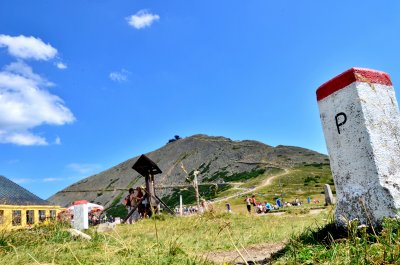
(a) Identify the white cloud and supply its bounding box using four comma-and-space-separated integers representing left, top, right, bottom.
0, 35, 57, 60
126, 10, 160, 29
5, 61, 53, 86
12, 178, 35, 184
55, 62, 67, 69
2, 131, 47, 145
0, 61, 75, 145
109, 69, 129, 82
54, 136, 61, 145
67, 163, 102, 174
42, 177, 63, 182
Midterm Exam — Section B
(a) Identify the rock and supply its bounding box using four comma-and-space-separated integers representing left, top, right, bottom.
68, 228, 91, 240
96, 222, 116, 233
324, 184, 334, 205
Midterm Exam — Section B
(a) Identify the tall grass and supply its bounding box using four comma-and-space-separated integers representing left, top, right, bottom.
274, 216, 400, 264
0, 210, 326, 264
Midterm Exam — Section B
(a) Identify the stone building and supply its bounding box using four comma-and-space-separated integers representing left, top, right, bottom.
0, 175, 62, 229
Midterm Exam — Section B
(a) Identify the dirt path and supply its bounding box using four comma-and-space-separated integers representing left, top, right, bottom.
203, 242, 285, 264
210, 169, 289, 203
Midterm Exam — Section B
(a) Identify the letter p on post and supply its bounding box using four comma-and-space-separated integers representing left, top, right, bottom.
317, 68, 400, 227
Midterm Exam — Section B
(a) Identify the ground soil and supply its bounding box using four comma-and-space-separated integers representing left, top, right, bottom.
203, 242, 285, 264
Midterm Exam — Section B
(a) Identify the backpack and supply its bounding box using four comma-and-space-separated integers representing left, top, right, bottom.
123, 195, 131, 207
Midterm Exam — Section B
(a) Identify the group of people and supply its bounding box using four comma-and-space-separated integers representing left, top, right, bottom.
124, 186, 152, 223
174, 205, 199, 215
89, 213, 114, 226
245, 195, 317, 214
245, 195, 276, 214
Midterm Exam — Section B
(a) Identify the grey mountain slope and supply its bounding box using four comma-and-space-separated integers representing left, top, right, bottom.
48, 134, 328, 207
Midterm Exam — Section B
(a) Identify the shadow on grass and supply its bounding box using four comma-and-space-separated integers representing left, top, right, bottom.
269, 221, 346, 262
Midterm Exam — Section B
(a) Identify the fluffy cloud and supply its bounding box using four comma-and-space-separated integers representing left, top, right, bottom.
126, 10, 160, 29
109, 69, 129, 82
0, 35, 57, 61
0, 61, 75, 145
55, 62, 67, 69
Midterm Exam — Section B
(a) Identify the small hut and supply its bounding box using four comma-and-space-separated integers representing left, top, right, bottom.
0, 175, 62, 229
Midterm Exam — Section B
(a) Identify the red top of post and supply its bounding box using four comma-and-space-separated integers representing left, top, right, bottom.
316, 68, 392, 101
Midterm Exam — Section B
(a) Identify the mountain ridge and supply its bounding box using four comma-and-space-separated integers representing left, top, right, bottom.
48, 134, 328, 208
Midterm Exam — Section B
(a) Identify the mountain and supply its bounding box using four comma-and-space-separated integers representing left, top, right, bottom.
48, 134, 328, 208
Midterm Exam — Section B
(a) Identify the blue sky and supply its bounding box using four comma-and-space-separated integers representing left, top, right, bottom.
0, 1, 399, 199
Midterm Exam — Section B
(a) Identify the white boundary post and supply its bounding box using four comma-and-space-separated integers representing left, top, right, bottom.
317, 67, 400, 227
179, 195, 183, 216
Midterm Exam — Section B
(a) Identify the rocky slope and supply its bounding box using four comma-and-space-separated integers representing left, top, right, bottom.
48, 134, 328, 207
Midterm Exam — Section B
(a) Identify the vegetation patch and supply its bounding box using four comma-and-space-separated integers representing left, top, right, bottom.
105, 178, 119, 189
162, 184, 231, 207
174, 152, 191, 165
304, 175, 321, 186
223, 168, 266, 182
104, 191, 127, 218
274, 217, 400, 264
199, 161, 211, 175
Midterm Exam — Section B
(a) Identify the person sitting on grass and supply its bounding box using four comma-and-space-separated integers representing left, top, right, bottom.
256, 202, 264, 214
265, 201, 273, 212
276, 197, 282, 208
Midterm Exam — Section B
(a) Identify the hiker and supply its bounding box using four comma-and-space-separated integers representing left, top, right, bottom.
133, 186, 147, 219
140, 190, 152, 218
276, 197, 282, 208
124, 188, 136, 224
244, 196, 251, 213
226, 203, 232, 213
251, 195, 257, 206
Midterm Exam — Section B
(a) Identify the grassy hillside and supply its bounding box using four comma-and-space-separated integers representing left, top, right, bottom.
157, 163, 333, 214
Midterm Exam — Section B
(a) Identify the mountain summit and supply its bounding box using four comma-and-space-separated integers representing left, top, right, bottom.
48, 135, 328, 207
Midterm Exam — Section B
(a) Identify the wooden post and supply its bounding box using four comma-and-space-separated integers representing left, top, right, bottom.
179, 195, 183, 216
193, 170, 200, 210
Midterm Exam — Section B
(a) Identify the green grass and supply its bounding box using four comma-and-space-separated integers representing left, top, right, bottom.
4, 163, 398, 264
255, 164, 333, 204
240, 167, 284, 188
0, 211, 328, 264
162, 184, 232, 208
7, 207, 400, 264
274, 216, 400, 264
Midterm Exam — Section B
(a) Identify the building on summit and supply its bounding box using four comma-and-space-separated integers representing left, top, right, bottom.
0, 175, 62, 229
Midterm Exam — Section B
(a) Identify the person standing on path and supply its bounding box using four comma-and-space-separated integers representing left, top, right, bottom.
244, 196, 251, 213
